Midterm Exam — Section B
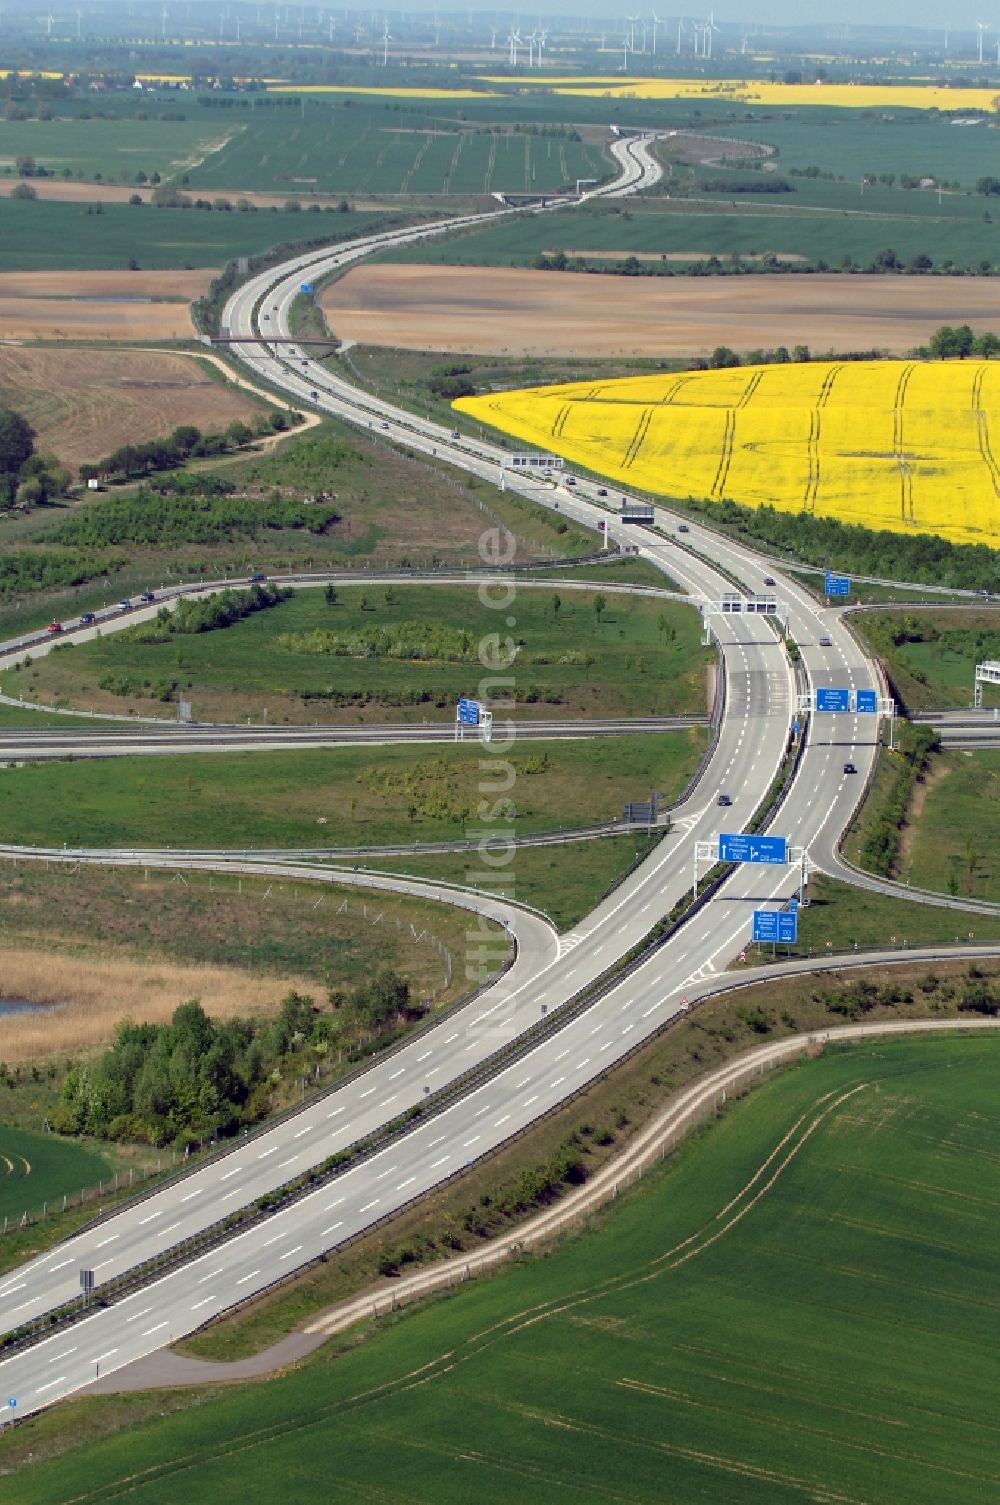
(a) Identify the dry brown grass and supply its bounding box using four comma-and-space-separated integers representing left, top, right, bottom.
0, 269, 214, 301
0, 346, 266, 469
0, 948, 316, 1062
323, 265, 1000, 357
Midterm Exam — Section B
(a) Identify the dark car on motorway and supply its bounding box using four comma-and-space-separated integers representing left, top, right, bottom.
717, 793, 732, 806
678, 523, 690, 533
248, 571, 267, 583
138, 591, 155, 604
763, 576, 776, 586
79, 612, 96, 626
844, 762, 857, 774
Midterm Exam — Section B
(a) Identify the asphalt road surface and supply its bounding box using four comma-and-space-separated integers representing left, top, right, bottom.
0, 135, 977, 1419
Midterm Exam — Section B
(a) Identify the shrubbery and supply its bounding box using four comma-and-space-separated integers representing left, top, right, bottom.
54, 971, 416, 1147
48, 490, 338, 548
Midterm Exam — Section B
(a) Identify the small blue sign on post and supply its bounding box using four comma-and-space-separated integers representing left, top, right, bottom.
7, 1398, 15, 1410
456, 697, 480, 727
824, 571, 850, 597
856, 688, 878, 714
792, 719, 801, 739
816, 687, 850, 713
300, 282, 315, 294
752, 910, 798, 944
719, 833, 788, 865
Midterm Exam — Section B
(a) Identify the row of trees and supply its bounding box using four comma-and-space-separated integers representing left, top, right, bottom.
131, 582, 292, 642
78, 413, 300, 485
54, 974, 417, 1147
533, 249, 997, 279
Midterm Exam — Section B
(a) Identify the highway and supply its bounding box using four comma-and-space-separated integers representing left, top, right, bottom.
0, 131, 948, 1418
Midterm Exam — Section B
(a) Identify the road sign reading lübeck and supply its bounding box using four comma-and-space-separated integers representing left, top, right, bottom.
718, 833, 788, 865
752, 910, 798, 944
825, 571, 850, 596
815, 687, 851, 712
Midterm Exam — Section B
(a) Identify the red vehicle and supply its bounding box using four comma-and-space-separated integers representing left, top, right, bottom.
46, 621, 63, 635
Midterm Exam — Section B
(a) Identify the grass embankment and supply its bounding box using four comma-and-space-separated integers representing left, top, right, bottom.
900, 750, 1000, 903
365, 832, 663, 933
851, 608, 1000, 712
5, 1019, 1000, 1504
16, 585, 708, 723
0, 732, 706, 851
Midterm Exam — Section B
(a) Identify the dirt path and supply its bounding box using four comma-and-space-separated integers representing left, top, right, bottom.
898, 757, 952, 870
86, 1008, 1000, 1395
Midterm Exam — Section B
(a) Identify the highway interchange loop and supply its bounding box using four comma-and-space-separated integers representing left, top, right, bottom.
0, 133, 996, 1418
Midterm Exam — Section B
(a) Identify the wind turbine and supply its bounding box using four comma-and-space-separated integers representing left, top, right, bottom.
976, 21, 991, 62
676, 16, 686, 53
537, 27, 547, 65
703, 10, 718, 59
626, 13, 639, 50
381, 18, 391, 64
526, 28, 537, 66
507, 26, 521, 66
650, 12, 662, 55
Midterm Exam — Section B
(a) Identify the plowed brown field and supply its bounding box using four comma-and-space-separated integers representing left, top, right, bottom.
0, 268, 212, 340
0, 346, 265, 468
322, 265, 1000, 357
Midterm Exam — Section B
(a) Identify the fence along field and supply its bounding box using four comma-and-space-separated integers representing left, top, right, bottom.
457, 359, 1000, 548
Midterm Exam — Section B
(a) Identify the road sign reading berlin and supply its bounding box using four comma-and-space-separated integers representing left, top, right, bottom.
718, 833, 788, 865
824, 571, 850, 596
456, 697, 480, 727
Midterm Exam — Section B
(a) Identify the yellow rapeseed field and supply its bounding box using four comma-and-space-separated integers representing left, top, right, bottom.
456, 360, 1000, 548
478, 75, 1000, 112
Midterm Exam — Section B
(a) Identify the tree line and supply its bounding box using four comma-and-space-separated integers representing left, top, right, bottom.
79, 413, 301, 486
53, 973, 418, 1148
50, 488, 338, 549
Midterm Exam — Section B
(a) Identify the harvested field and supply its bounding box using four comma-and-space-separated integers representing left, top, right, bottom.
323, 265, 1000, 357
0, 346, 266, 469
0, 268, 210, 341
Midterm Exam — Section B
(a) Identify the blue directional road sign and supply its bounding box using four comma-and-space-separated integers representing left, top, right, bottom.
856, 688, 878, 714
816, 687, 850, 713
719, 833, 788, 865
825, 571, 850, 596
752, 910, 798, 944
456, 697, 480, 726
300, 282, 315, 294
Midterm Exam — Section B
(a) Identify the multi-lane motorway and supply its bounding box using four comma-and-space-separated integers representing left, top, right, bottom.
0, 134, 988, 1419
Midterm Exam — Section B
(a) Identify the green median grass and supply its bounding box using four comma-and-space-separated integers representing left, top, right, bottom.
16, 585, 709, 725
851, 608, 1000, 713
364, 831, 662, 932
5, 1031, 1000, 1503
0, 731, 707, 851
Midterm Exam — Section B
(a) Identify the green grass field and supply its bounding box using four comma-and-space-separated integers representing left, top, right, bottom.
0, 198, 385, 271
0, 115, 234, 185
16, 585, 708, 723
186, 110, 612, 197
6, 1031, 999, 1504
364, 831, 661, 931
0, 1125, 110, 1223
765, 870, 1000, 953
0, 731, 706, 850
377, 193, 1000, 272
852, 609, 1000, 712
903, 750, 1000, 902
